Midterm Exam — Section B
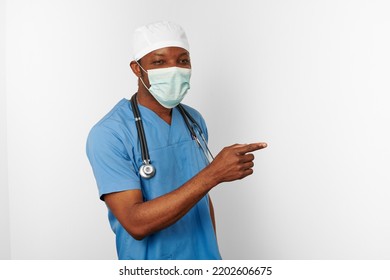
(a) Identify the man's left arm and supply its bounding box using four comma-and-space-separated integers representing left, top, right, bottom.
209, 196, 216, 236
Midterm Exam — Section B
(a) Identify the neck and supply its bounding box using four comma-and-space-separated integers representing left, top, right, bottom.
136, 88, 172, 124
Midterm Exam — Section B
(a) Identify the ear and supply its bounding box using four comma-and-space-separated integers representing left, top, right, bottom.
130, 61, 142, 77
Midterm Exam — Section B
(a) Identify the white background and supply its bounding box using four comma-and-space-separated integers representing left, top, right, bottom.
1, 0, 390, 259
0, 0, 10, 260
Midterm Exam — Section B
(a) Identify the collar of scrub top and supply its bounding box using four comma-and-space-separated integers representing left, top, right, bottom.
130, 93, 214, 179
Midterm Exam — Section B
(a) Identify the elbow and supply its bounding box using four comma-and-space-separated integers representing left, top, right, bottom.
131, 232, 146, 241
126, 225, 149, 241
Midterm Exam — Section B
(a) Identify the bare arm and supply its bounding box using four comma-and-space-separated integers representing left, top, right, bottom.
104, 142, 267, 240
209, 196, 216, 235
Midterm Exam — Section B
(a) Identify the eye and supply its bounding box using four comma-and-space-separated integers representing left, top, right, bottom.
179, 58, 191, 64
152, 60, 164, 65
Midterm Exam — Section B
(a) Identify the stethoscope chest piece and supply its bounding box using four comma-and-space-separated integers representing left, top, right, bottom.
139, 162, 156, 179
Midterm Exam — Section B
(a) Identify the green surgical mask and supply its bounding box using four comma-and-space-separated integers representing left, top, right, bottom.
137, 62, 191, 108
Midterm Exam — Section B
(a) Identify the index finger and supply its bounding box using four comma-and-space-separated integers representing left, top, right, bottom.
236, 142, 268, 154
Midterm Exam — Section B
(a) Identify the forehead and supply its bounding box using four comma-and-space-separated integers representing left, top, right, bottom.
143, 46, 189, 59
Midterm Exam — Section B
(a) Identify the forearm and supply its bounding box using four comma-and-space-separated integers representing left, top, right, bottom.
126, 165, 218, 239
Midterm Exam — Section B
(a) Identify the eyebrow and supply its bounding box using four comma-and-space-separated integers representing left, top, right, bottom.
178, 52, 190, 57
152, 51, 189, 57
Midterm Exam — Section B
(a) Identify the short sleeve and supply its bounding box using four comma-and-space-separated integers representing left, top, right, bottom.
86, 124, 140, 200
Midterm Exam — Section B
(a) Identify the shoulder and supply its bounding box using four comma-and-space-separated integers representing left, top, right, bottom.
93, 99, 133, 129
87, 99, 136, 153
88, 99, 134, 139
179, 103, 206, 124
178, 103, 209, 140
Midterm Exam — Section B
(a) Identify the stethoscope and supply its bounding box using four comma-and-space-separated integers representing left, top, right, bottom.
130, 93, 214, 179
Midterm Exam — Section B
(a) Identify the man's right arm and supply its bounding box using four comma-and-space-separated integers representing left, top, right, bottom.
104, 142, 267, 240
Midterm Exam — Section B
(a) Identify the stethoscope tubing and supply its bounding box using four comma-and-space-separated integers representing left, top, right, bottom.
130, 94, 151, 164
130, 93, 213, 179
178, 104, 214, 161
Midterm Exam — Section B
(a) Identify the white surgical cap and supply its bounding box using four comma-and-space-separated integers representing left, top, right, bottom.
132, 21, 190, 61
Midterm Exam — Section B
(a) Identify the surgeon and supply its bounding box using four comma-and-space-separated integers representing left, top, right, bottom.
86, 20, 267, 260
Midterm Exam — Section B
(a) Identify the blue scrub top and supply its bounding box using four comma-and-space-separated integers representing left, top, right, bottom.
86, 99, 221, 260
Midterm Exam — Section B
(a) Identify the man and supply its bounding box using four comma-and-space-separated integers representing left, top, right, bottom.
86, 21, 267, 260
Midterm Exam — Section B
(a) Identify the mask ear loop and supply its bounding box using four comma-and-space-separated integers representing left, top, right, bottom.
135, 60, 147, 73
135, 61, 150, 91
